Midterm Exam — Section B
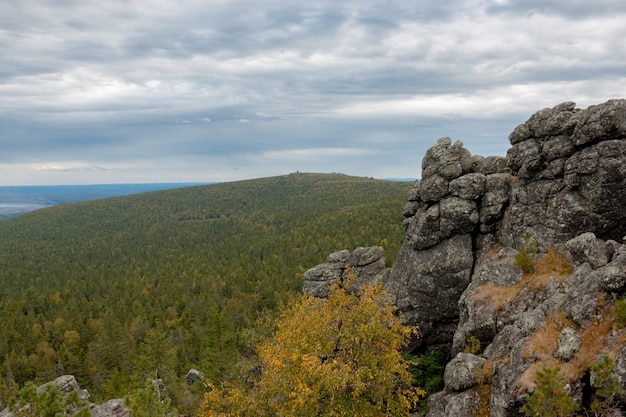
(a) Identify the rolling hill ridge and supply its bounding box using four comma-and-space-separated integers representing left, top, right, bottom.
0, 172, 411, 412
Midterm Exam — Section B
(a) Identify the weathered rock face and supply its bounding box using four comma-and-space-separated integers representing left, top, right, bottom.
502, 99, 626, 248
424, 100, 626, 416
440, 233, 626, 417
37, 374, 81, 396
384, 99, 626, 354
387, 234, 473, 350
387, 137, 510, 350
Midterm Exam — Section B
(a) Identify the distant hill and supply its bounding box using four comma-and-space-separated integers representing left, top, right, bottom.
0, 183, 209, 220
383, 177, 417, 182
0, 172, 411, 412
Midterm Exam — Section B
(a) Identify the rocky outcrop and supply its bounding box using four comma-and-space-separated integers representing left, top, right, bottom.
387, 137, 511, 350
424, 100, 626, 416
302, 246, 388, 298
0, 375, 128, 417
440, 233, 626, 417
302, 99, 626, 416
444, 353, 488, 392
503, 99, 626, 248
91, 399, 129, 417
38, 374, 91, 402
186, 368, 205, 386
386, 99, 626, 352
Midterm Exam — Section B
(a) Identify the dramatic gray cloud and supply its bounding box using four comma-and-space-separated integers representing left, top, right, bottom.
1, 0, 625, 184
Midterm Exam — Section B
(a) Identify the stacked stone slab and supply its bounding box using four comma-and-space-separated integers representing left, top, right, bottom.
502, 99, 626, 248
387, 137, 510, 350
432, 100, 626, 416
302, 246, 388, 298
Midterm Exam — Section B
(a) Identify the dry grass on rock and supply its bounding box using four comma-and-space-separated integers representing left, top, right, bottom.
518, 307, 615, 393
472, 249, 573, 311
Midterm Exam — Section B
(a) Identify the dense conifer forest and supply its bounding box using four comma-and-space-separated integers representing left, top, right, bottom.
0, 173, 411, 412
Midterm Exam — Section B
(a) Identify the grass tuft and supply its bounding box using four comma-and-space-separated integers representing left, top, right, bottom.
472, 249, 573, 311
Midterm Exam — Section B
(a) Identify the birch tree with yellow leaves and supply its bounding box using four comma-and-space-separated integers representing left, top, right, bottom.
201, 273, 424, 416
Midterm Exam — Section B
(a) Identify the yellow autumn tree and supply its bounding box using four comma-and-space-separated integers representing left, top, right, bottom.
200, 273, 424, 416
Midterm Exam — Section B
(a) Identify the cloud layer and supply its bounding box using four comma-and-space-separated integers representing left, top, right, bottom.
1, 0, 625, 184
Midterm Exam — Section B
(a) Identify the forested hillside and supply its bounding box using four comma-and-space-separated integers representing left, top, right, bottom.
0, 173, 410, 412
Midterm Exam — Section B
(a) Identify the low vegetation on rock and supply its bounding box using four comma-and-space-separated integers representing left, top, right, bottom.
9, 380, 90, 417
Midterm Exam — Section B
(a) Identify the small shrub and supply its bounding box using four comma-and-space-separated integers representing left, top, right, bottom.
614, 297, 626, 329
515, 254, 535, 274
464, 336, 482, 355
590, 355, 623, 415
515, 232, 537, 274
520, 365, 578, 417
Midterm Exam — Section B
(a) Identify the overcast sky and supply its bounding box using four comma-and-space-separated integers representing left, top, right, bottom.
1, 0, 625, 185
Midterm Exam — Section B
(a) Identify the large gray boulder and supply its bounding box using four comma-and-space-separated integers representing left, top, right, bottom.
387, 138, 510, 350
426, 390, 482, 417
554, 327, 581, 361
91, 399, 129, 417
36, 374, 81, 395
444, 353, 488, 392
565, 232, 610, 269
302, 246, 388, 298
421, 137, 474, 180
185, 368, 205, 386
502, 99, 626, 248
388, 234, 473, 349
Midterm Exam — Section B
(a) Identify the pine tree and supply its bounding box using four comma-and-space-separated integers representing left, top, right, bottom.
126, 381, 177, 417
590, 355, 623, 415
520, 366, 577, 417
9, 381, 90, 417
